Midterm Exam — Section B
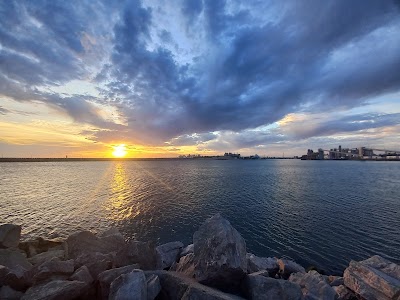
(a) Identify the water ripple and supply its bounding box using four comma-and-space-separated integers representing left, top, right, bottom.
0, 160, 399, 274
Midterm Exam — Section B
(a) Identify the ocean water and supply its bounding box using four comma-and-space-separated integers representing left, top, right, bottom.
0, 159, 399, 274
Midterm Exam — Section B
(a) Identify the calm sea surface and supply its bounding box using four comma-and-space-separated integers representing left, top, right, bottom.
1, 159, 399, 274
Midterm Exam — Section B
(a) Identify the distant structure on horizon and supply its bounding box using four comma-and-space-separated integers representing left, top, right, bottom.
301, 145, 400, 160
177, 152, 298, 160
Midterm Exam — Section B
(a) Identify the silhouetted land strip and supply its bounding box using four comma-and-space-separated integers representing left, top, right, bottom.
0, 157, 398, 162
0, 157, 179, 162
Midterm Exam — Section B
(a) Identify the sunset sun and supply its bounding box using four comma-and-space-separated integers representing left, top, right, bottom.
112, 144, 127, 158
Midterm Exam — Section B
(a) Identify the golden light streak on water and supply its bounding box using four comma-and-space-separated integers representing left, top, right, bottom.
70, 162, 115, 220
104, 162, 138, 221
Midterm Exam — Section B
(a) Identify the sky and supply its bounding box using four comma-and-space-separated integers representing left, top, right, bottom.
0, 0, 400, 158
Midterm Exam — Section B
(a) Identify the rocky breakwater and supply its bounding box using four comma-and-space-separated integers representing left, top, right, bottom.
0, 214, 399, 300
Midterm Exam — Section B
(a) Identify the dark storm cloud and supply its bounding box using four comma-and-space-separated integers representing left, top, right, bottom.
95, 0, 400, 145
1, 0, 400, 147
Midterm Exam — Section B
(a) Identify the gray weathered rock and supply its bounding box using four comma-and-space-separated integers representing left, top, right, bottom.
33, 257, 74, 284
19, 237, 64, 258
21, 280, 88, 300
193, 214, 247, 292
249, 270, 269, 277
66, 230, 125, 259
247, 253, 279, 274
289, 270, 337, 300
180, 244, 194, 258
70, 265, 93, 284
181, 284, 244, 300
146, 274, 161, 300
0, 249, 32, 270
327, 275, 344, 287
75, 251, 113, 278
156, 241, 184, 269
0, 265, 7, 282
145, 270, 244, 300
0, 285, 24, 300
277, 258, 306, 279
333, 285, 356, 300
343, 255, 400, 300
246, 273, 302, 300
97, 264, 140, 300
115, 241, 158, 270
0, 224, 21, 249
171, 253, 195, 278
28, 250, 65, 266
0, 265, 30, 291
66, 231, 99, 258
100, 227, 123, 238
109, 269, 147, 300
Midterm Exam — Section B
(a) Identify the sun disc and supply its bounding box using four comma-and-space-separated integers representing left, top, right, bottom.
112, 144, 127, 158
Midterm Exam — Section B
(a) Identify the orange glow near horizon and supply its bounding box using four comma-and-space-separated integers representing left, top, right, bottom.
112, 144, 128, 158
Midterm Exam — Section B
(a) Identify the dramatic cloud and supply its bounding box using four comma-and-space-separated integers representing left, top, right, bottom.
1, 0, 400, 156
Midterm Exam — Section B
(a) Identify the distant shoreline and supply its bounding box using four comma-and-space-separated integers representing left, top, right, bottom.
0, 157, 181, 162
0, 157, 399, 162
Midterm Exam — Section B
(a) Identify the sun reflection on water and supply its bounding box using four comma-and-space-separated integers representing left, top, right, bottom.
103, 162, 139, 221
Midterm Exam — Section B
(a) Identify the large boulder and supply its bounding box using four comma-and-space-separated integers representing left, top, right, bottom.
0, 224, 21, 249
0, 285, 24, 300
99, 229, 126, 251
65, 230, 125, 259
0, 265, 30, 291
333, 285, 356, 300
247, 253, 279, 275
278, 258, 306, 279
156, 241, 184, 269
171, 253, 195, 277
147, 274, 161, 300
19, 237, 64, 258
193, 214, 247, 292
97, 264, 140, 300
289, 270, 337, 300
145, 270, 244, 300
21, 280, 88, 300
28, 250, 65, 266
109, 269, 147, 300
343, 255, 400, 300
181, 284, 244, 300
0, 249, 32, 271
246, 273, 303, 300
75, 252, 113, 278
180, 244, 194, 258
32, 258, 74, 284
115, 241, 158, 270
70, 265, 94, 284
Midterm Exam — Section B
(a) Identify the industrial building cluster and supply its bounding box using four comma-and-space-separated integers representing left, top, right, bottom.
301, 146, 399, 160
